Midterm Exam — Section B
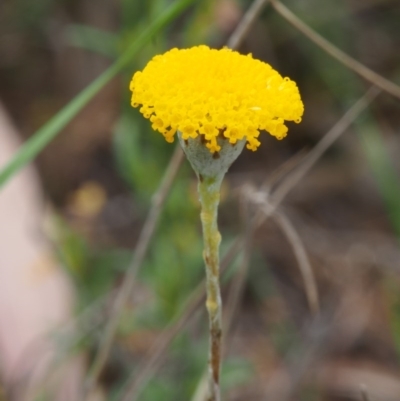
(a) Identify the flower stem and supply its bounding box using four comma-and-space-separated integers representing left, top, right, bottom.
198, 173, 224, 401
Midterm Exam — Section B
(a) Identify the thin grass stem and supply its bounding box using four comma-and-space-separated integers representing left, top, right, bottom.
270, 0, 400, 100
84, 145, 184, 397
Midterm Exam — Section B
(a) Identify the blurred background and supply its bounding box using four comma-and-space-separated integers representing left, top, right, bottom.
1, 0, 400, 400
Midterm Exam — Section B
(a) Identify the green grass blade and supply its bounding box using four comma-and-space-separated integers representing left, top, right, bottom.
0, 0, 197, 190
356, 118, 400, 236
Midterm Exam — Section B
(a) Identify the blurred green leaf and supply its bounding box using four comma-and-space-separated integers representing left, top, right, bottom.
65, 24, 119, 58
138, 377, 176, 401
221, 357, 253, 391
113, 114, 166, 198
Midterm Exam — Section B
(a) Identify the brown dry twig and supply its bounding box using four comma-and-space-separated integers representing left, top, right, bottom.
224, 186, 255, 334
271, 86, 380, 207
238, 87, 378, 314
270, 0, 400, 100
244, 188, 319, 315
272, 210, 319, 314
85, 145, 184, 394
226, 0, 270, 49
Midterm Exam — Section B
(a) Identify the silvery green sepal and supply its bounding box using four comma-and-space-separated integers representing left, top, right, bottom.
177, 132, 245, 179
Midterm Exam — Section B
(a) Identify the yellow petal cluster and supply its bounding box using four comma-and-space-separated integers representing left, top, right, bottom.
129, 45, 304, 153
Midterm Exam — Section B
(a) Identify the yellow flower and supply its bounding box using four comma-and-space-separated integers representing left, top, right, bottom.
130, 45, 304, 153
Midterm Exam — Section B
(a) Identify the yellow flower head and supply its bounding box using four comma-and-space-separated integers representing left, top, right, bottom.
130, 45, 304, 153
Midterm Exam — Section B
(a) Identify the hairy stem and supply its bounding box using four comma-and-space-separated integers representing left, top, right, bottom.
198, 174, 224, 401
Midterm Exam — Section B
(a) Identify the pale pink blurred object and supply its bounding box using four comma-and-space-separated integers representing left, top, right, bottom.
0, 103, 84, 400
